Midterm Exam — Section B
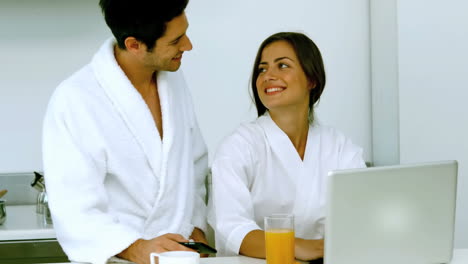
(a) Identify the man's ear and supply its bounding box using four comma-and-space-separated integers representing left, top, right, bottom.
124, 37, 146, 54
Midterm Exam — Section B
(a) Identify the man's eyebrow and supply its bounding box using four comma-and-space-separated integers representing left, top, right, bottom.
169, 34, 184, 44
169, 23, 189, 44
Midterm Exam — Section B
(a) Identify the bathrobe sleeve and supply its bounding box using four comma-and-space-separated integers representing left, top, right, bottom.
338, 134, 367, 169
208, 130, 261, 255
42, 87, 140, 264
180, 80, 209, 234
190, 116, 209, 233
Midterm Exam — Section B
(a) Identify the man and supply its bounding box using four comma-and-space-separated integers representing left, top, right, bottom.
42, 1, 208, 263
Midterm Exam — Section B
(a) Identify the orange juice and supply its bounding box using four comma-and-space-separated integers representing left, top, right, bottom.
265, 228, 295, 264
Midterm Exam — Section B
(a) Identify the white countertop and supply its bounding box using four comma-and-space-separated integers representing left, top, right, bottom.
193, 256, 265, 264
201, 250, 468, 264
174, 256, 265, 264
203, 251, 468, 264
41, 249, 468, 264
1, 205, 467, 264
0, 205, 56, 240
47, 256, 266, 264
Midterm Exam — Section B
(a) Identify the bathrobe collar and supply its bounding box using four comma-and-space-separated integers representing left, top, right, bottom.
257, 112, 323, 179
90, 38, 172, 178
258, 112, 319, 166
257, 113, 324, 220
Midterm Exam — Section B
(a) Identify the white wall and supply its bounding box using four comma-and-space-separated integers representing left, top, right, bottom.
184, 0, 372, 163
2, 0, 464, 251
0, 0, 110, 173
397, 0, 468, 248
0, 0, 372, 172
370, 0, 400, 166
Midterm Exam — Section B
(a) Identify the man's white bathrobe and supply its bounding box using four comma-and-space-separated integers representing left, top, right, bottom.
207, 114, 366, 256
42, 38, 208, 264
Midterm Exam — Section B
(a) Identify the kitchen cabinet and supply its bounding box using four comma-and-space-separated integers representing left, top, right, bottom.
0, 205, 68, 264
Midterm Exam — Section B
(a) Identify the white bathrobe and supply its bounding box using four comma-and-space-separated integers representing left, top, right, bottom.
207, 114, 366, 256
42, 38, 208, 264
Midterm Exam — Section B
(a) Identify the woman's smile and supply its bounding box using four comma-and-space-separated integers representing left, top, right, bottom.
265, 86, 287, 95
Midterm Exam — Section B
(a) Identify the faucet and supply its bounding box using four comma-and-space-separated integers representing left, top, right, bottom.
31, 172, 52, 224
0, 200, 6, 225
31, 172, 46, 214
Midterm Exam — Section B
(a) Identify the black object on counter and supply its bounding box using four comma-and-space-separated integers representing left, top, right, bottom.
309, 257, 324, 264
178, 242, 217, 254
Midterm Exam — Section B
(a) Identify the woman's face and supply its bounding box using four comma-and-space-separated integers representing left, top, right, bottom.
256, 40, 311, 114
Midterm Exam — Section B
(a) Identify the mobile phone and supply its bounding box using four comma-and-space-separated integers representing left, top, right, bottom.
178, 241, 217, 254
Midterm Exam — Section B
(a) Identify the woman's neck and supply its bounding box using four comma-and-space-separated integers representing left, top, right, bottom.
269, 107, 310, 160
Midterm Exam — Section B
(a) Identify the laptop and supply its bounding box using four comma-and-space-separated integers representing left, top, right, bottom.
325, 160, 458, 264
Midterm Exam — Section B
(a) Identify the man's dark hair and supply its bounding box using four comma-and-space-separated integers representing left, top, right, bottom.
99, 0, 189, 51
250, 32, 326, 121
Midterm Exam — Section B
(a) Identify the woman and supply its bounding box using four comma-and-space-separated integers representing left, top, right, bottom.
207, 32, 366, 261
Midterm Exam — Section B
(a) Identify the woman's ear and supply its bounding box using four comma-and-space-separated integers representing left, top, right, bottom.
308, 80, 317, 91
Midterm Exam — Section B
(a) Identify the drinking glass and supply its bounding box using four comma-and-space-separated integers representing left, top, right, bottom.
264, 214, 295, 264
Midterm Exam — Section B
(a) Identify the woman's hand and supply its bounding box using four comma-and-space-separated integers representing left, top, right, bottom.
294, 238, 324, 261
239, 230, 266, 258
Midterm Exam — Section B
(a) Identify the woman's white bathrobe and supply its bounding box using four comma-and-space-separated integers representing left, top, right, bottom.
42, 38, 208, 264
207, 114, 366, 256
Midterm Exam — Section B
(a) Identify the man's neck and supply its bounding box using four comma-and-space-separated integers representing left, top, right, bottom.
114, 45, 157, 96
114, 45, 163, 138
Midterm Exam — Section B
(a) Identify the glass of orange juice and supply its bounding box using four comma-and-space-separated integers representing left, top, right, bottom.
264, 214, 295, 264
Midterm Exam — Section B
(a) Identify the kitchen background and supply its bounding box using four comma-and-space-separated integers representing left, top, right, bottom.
0, 0, 467, 248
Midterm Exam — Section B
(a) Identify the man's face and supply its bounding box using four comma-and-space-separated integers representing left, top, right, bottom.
144, 12, 192, 72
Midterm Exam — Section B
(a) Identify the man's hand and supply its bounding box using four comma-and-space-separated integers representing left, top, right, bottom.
189, 227, 208, 244
189, 227, 210, 257
117, 233, 195, 264
294, 238, 324, 261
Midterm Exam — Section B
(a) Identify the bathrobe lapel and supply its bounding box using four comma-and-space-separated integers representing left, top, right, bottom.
295, 125, 326, 236
258, 114, 305, 172
258, 114, 303, 196
258, 114, 324, 225
152, 70, 178, 204
91, 38, 163, 179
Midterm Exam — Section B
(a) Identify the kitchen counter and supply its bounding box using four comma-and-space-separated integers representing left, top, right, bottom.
1, 205, 467, 264
0, 205, 68, 263
29, 248, 466, 264
202, 250, 468, 264
0, 205, 55, 240
173, 256, 264, 264
45, 256, 266, 264
42, 249, 468, 264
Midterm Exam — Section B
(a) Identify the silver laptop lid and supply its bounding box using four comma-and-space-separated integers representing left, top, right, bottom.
325, 160, 458, 264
